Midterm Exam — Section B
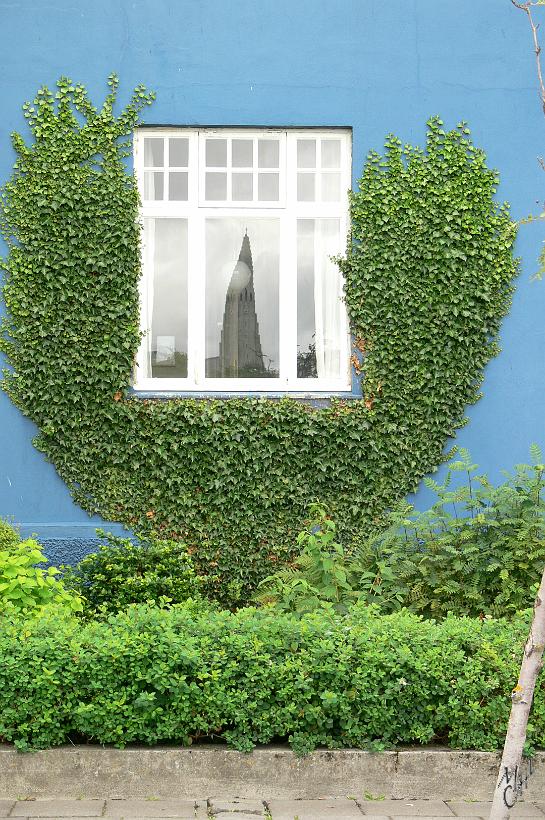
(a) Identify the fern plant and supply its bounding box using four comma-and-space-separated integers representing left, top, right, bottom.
352, 447, 545, 618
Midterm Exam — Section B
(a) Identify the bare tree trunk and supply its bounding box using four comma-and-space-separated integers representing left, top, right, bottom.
489, 567, 545, 820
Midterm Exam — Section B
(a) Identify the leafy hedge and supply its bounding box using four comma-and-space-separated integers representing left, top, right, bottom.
0, 603, 542, 754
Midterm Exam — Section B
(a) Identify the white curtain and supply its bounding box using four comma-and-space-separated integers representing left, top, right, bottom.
314, 219, 341, 379
143, 217, 155, 378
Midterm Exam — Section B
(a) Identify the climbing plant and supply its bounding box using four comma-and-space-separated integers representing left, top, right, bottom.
0, 77, 518, 605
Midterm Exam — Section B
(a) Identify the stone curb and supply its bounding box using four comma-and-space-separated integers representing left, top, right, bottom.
0, 746, 544, 801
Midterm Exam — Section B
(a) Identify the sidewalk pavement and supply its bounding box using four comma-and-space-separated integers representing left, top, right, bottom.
1, 798, 544, 820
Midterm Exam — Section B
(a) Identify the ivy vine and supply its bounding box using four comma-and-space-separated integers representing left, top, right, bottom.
0, 78, 518, 605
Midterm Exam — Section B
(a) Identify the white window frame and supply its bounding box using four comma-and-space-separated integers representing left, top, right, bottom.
133, 127, 352, 394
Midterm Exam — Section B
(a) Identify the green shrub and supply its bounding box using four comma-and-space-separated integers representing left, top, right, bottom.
0, 519, 22, 552
0, 602, 542, 753
0, 537, 82, 614
353, 448, 545, 618
255, 504, 358, 615
62, 531, 203, 614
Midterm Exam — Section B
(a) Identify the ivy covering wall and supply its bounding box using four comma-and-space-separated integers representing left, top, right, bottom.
0, 78, 518, 604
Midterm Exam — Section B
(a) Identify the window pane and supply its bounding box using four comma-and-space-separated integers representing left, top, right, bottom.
205, 218, 279, 378
144, 171, 164, 200
143, 218, 188, 379
321, 139, 341, 168
232, 139, 253, 167
258, 139, 279, 168
169, 171, 188, 201
206, 138, 227, 167
297, 218, 343, 379
144, 138, 164, 167
205, 172, 227, 200
297, 139, 316, 168
232, 173, 253, 201
321, 172, 341, 202
297, 172, 315, 201
258, 172, 279, 201
169, 138, 189, 167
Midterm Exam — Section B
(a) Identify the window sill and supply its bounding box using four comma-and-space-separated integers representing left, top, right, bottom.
128, 387, 361, 406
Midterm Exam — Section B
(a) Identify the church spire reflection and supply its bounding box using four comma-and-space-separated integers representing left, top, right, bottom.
218, 230, 266, 377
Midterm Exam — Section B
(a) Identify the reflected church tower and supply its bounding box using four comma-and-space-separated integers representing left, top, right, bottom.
219, 231, 265, 377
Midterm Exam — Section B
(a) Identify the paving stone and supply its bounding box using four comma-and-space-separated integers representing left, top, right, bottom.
269, 814, 363, 820
0, 802, 14, 818
11, 800, 105, 816
209, 798, 265, 814
213, 815, 265, 820
360, 802, 454, 817
105, 798, 201, 817
448, 802, 544, 817
213, 815, 264, 820
267, 798, 364, 818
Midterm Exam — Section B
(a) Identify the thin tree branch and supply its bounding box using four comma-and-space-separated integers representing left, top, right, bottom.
511, 0, 545, 114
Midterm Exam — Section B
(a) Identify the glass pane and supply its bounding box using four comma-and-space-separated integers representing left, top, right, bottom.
169, 171, 188, 201
297, 139, 316, 168
321, 139, 341, 168
144, 138, 164, 167
232, 139, 253, 167
205, 172, 227, 200
297, 172, 315, 202
258, 139, 279, 168
321, 172, 341, 202
144, 218, 188, 379
169, 138, 189, 167
258, 172, 279, 201
206, 138, 227, 167
205, 218, 279, 379
297, 218, 342, 379
144, 171, 164, 200
232, 173, 253, 201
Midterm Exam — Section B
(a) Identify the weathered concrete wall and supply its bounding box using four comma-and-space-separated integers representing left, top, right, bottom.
0, 746, 543, 801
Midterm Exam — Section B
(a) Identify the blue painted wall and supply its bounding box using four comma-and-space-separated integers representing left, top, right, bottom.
1, 0, 544, 557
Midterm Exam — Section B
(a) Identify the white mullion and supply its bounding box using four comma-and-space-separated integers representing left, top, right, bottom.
184, 134, 196, 387
163, 136, 169, 202
253, 136, 258, 204
226, 137, 232, 203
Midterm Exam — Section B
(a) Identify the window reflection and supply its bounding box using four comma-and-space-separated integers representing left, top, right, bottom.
143, 218, 188, 379
297, 218, 342, 379
205, 219, 279, 378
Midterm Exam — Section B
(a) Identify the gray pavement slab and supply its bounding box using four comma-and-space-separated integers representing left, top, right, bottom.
360, 802, 455, 817
0, 803, 14, 818
212, 815, 265, 820
209, 798, 264, 813
447, 803, 545, 817
11, 801, 105, 817
105, 799, 202, 817
267, 797, 364, 818
269, 815, 362, 820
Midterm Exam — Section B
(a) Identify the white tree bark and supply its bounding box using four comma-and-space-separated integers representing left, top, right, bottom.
489, 567, 545, 820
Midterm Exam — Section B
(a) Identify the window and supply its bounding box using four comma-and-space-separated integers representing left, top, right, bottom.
134, 128, 352, 392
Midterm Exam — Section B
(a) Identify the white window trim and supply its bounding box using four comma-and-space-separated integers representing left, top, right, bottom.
133, 127, 352, 394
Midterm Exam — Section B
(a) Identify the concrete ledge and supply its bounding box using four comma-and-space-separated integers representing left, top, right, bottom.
0, 746, 544, 801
